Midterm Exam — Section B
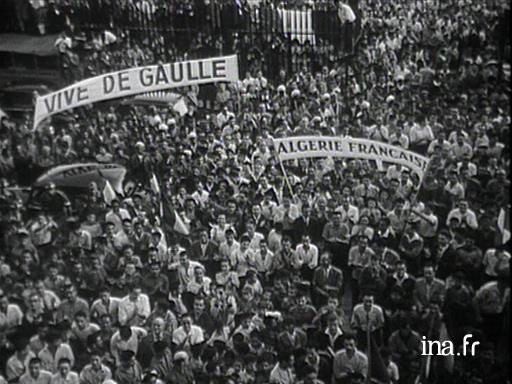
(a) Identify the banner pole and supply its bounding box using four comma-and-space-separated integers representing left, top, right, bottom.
398, 157, 432, 236
278, 157, 296, 201
366, 311, 372, 384
273, 138, 295, 200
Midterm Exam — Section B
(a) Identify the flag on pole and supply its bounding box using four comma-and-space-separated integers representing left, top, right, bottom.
368, 333, 390, 384
103, 180, 117, 204
150, 173, 161, 195
338, 2, 357, 23
438, 322, 454, 374
415, 322, 454, 384
173, 97, 188, 117
497, 206, 510, 244
173, 211, 190, 236
150, 173, 163, 217
161, 195, 190, 236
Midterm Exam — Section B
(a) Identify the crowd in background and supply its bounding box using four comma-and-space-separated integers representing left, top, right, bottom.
0, 0, 510, 383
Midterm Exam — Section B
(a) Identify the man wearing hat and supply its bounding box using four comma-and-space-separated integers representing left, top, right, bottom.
39, 182, 71, 217
129, 142, 151, 184
142, 369, 164, 384
10, 226, 38, 264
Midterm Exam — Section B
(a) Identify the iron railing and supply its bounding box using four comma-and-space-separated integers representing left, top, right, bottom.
0, 1, 361, 80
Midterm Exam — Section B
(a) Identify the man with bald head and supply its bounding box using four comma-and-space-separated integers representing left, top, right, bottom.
137, 317, 169, 369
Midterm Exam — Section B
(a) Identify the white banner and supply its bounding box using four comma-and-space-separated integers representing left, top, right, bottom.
34, 163, 126, 192
274, 136, 430, 177
33, 55, 239, 129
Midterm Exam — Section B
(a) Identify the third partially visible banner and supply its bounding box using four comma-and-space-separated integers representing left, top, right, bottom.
274, 136, 430, 177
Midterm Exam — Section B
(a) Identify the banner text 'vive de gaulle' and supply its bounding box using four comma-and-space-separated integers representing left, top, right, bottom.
274, 136, 430, 177
33, 55, 239, 129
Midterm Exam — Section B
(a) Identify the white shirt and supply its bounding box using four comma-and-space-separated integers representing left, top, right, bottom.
103, 30, 117, 45
191, 190, 209, 207
19, 370, 52, 384
0, 304, 23, 331
387, 360, 400, 382
39, 290, 61, 312
55, 36, 72, 53
6, 352, 35, 380
38, 344, 74, 373
294, 243, 319, 269
118, 294, 151, 326
335, 204, 359, 225
219, 240, 241, 262
386, 165, 404, 181
49, 372, 79, 384
417, 213, 438, 238
186, 277, 212, 296
248, 232, 265, 251
105, 209, 131, 232
428, 139, 452, 154
168, 260, 204, 289
110, 326, 147, 365
254, 250, 274, 273
113, 230, 132, 250
273, 204, 301, 223
90, 297, 120, 322
172, 325, 205, 348
446, 208, 478, 229
351, 304, 385, 332
483, 249, 511, 277
269, 363, 295, 384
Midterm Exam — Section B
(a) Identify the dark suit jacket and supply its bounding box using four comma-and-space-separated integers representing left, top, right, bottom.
312, 266, 343, 296
293, 216, 321, 243
314, 330, 345, 352
137, 332, 171, 368
243, 214, 270, 236
190, 241, 219, 262
436, 245, 458, 280
277, 328, 308, 352
414, 278, 446, 309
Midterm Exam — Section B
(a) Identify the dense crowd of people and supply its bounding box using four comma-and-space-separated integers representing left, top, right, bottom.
0, 0, 511, 384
